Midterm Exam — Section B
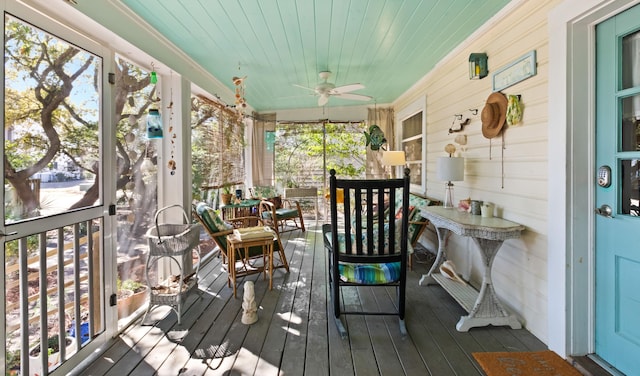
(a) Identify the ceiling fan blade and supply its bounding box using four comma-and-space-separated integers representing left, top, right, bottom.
331, 83, 365, 94
318, 95, 329, 106
293, 84, 316, 92
334, 93, 372, 101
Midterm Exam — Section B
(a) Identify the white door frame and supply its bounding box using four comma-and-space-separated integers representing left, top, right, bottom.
548, 0, 640, 358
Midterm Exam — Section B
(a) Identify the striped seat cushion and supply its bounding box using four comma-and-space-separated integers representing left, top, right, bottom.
338, 262, 401, 284
325, 229, 411, 285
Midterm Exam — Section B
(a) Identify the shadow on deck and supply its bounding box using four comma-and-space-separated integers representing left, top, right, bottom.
81, 223, 549, 375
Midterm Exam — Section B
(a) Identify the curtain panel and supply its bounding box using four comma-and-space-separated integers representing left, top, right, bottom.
252, 112, 276, 186
192, 96, 245, 190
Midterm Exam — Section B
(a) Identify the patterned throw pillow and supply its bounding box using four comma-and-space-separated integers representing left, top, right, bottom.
340, 217, 413, 256
395, 205, 415, 219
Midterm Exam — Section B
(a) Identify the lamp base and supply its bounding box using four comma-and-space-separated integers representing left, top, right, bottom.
443, 182, 455, 208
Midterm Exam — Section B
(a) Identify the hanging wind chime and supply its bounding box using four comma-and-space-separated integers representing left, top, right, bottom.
232, 63, 247, 120
167, 71, 177, 175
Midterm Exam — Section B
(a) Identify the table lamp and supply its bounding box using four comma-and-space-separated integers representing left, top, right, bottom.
437, 156, 464, 208
381, 151, 406, 178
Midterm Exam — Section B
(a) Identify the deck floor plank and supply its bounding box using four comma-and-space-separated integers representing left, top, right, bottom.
359, 287, 404, 376
249, 234, 305, 375
279, 230, 316, 376
132, 265, 232, 375
80, 223, 554, 376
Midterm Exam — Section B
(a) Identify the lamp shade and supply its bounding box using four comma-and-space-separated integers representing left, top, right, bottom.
437, 157, 464, 181
381, 151, 406, 166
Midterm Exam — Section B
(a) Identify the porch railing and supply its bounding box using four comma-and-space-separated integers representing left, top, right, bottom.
4, 219, 103, 375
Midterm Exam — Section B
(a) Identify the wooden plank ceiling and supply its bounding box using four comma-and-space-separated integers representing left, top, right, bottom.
115, 0, 510, 111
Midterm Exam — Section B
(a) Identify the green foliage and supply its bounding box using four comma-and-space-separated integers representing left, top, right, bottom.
274, 122, 366, 188
29, 334, 67, 358
221, 184, 232, 194
191, 136, 210, 201
4, 234, 39, 260
190, 97, 246, 201
4, 15, 102, 220
6, 348, 20, 370
120, 279, 144, 292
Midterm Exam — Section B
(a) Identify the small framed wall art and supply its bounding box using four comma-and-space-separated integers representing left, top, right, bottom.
492, 50, 537, 92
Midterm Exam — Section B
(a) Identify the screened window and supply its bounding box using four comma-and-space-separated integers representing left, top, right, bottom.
401, 112, 423, 188
191, 96, 246, 202
4, 14, 101, 223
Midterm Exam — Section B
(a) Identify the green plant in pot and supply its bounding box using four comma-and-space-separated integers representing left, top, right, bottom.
29, 333, 77, 373
117, 279, 148, 318
220, 184, 234, 205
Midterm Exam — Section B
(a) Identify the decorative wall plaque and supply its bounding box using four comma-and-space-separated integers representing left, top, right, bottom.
492, 50, 537, 92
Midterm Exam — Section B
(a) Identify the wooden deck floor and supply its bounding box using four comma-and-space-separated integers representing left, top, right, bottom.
80, 223, 549, 376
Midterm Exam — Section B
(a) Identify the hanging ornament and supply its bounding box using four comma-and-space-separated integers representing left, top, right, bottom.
232, 62, 247, 119
140, 142, 157, 181
364, 125, 387, 151
265, 131, 275, 152
128, 114, 137, 126
150, 62, 158, 84
146, 108, 163, 139
506, 94, 523, 126
140, 157, 154, 174
124, 132, 135, 143
167, 72, 177, 175
365, 101, 387, 151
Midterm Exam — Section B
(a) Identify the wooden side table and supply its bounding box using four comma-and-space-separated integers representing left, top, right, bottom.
418, 206, 525, 332
226, 233, 276, 297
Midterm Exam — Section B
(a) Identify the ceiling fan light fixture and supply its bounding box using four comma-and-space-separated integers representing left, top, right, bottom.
319, 71, 331, 80
295, 70, 371, 106
318, 94, 330, 106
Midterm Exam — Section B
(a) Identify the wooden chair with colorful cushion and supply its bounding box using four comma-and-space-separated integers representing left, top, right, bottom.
324, 168, 411, 338
258, 198, 305, 235
192, 202, 289, 291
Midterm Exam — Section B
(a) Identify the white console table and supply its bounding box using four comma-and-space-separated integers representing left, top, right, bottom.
418, 206, 525, 332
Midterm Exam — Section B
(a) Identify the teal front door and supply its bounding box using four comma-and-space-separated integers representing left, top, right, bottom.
595, 4, 640, 375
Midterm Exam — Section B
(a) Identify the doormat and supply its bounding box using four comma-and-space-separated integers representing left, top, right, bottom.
472, 350, 582, 376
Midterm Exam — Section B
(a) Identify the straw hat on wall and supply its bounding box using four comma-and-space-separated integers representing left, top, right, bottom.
481, 92, 508, 139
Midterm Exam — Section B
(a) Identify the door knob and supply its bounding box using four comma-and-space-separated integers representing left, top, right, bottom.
595, 204, 614, 218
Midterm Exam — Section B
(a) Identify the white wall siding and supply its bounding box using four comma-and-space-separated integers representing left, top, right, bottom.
395, 0, 562, 343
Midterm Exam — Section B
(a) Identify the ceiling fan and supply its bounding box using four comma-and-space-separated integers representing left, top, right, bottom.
294, 71, 372, 106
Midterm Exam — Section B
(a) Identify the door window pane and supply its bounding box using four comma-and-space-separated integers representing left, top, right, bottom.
621, 159, 640, 215
622, 30, 640, 90
621, 95, 640, 152
4, 14, 101, 223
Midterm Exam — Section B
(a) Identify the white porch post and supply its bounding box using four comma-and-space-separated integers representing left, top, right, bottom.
159, 74, 192, 215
